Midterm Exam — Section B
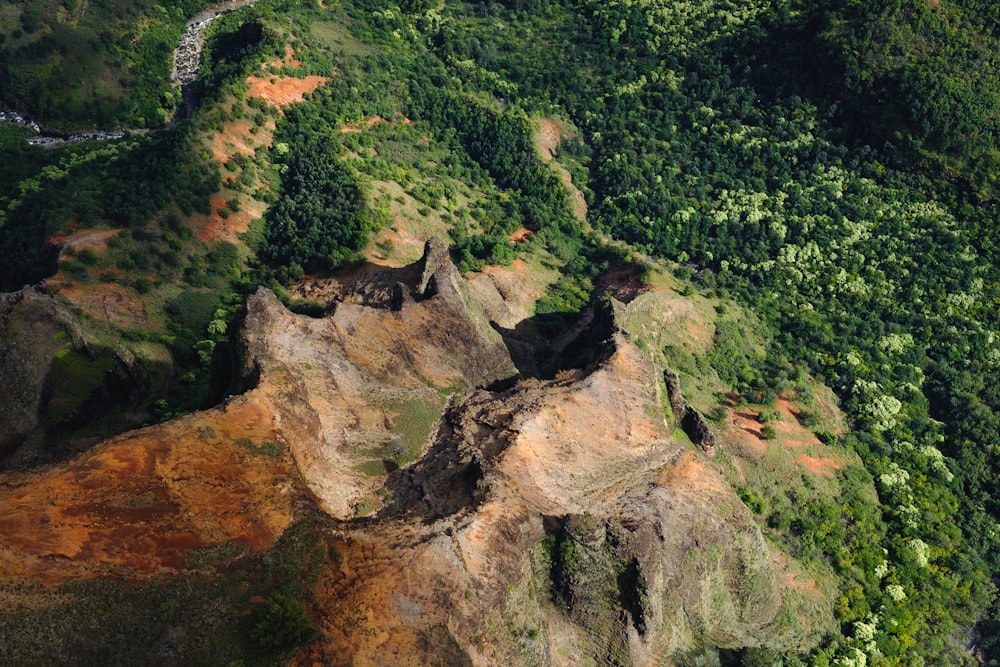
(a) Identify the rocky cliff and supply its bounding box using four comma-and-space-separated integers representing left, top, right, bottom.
0, 286, 150, 469
0, 242, 838, 664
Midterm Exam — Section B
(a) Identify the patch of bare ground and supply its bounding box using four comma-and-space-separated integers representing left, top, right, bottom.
193, 195, 265, 244
198, 113, 275, 244
723, 396, 849, 478
208, 120, 257, 168
262, 43, 302, 71
52, 228, 122, 257
341, 115, 412, 134
730, 408, 768, 457
50, 279, 163, 332
771, 547, 825, 600
535, 117, 563, 160
0, 392, 298, 583
246, 75, 330, 107
652, 450, 728, 496
502, 341, 676, 515
532, 116, 588, 221
774, 397, 823, 447
797, 454, 846, 478
509, 227, 533, 243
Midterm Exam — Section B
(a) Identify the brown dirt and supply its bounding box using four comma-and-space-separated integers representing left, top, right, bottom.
797, 454, 846, 478
532, 117, 588, 221
53, 228, 122, 257
730, 409, 768, 456
504, 341, 676, 515
509, 227, 533, 243
52, 279, 162, 332
200, 116, 273, 244
193, 195, 265, 244
0, 392, 299, 583
653, 450, 728, 495
208, 120, 257, 167
773, 397, 823, 448
246, 75, 330, 107
535, 117, 563, 161
263, 43, 301, 70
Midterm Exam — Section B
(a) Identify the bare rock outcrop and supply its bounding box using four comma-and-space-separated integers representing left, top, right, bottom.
238, 239, 517, 519
664, 367, 717, 455
298, 332, 830, 666
0, 286, 149, 468
0, 243, 836, 664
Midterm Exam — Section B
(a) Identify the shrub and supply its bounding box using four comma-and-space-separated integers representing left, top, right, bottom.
248, 592, 319, 651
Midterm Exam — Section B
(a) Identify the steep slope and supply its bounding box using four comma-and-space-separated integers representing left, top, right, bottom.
0, 245, 845, 665
0, 286, 150, 468
240, 238, 518, 519
294, 296, 833, 666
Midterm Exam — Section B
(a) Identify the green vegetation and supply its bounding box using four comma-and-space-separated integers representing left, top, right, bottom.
3, 0, 1000, 663
0, 0, 209, 128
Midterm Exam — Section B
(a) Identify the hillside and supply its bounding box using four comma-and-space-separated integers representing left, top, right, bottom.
0, 0, 212, 128
1, 0, 1000, 665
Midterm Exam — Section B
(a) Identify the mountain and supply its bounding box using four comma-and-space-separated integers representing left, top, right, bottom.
1, 0, 999, 664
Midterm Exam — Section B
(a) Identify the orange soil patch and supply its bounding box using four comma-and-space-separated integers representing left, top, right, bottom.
653, 450, 728, 495
342, 114, 384, 133
772, 397, 823, 448
246, 75, 330, 107
533, 118, 588, 220
52, 279, 161, 331
50, 228, 121, 256
194, 195, 265, 244
535, 117, 563, 161
263, 43, 302, 70
208, 120, 257, 166
47, 220, 81, 245
797, 454, 846, 478
297, 533, 421, 667
731, 409, 766, 450
0, 393, 298, 583
509, 227, 533, 243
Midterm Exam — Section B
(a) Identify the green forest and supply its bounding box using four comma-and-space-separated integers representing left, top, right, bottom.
2, 0, 1000, 664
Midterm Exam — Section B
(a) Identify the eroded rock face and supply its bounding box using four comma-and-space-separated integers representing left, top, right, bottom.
0, 287, 149, 468
0, 391, 298, 583
0, 244, 835, 664
297, 335, 831, 666
665, 367, 717, 455
238, 238, 518, 519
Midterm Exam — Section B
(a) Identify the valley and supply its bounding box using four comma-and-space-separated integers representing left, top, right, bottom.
1, 0, 999, 665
